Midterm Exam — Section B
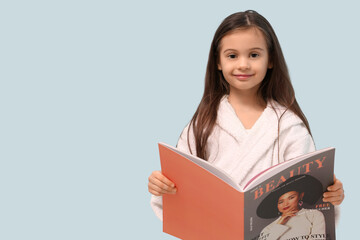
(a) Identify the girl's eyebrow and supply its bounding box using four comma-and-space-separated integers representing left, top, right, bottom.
223, 49, 238, 53
250, 47, 265, 51
223, 47, 265, 53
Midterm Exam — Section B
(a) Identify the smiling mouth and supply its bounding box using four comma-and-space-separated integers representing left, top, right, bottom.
234, 74, 253, 80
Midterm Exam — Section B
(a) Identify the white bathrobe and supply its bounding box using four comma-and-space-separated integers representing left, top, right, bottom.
151, 96, 316, 220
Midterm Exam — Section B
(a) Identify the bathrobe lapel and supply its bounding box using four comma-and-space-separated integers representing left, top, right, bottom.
216, 98, 286, 189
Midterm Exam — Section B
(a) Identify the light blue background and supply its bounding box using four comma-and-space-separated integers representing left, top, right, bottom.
1, 0, 358, 239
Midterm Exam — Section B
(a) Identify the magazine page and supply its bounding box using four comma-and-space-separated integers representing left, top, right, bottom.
244, 148, 335, 191
159, 142, 242, 191
159, 142, 245, 239
243, 148, 335, 240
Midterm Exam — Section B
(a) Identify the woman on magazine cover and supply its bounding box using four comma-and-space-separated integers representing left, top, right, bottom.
257, 175, 326, 240
147, 10, 344, 222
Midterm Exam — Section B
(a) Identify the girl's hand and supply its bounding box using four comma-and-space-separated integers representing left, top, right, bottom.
277, 209, 298, 225
323, 175, 344, 205
148, 170, 177, 196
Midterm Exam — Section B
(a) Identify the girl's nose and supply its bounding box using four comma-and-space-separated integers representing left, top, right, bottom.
237, 57, 250, 70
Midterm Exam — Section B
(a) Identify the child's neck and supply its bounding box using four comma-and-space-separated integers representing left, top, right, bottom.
228, 91, 266, 111
227, 91, 267, 129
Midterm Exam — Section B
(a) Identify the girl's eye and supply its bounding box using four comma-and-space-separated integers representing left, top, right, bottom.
250, 53, 259, 58
227, 54, 237, 59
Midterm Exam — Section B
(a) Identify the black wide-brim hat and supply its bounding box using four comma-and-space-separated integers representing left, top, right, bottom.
256, 174, 323, 219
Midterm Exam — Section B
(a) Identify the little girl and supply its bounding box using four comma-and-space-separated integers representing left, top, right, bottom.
148, 10, 344, 221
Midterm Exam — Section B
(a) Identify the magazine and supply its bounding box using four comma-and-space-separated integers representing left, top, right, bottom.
158, 142, 335, 240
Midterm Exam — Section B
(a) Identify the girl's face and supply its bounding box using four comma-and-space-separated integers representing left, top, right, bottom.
277, 191, 303, 214
217, 27, 272, 96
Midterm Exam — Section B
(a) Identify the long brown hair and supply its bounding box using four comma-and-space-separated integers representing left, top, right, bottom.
188, 10, 311, 159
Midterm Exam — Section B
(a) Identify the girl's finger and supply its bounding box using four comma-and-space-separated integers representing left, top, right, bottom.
327, 177, 343, 192
148, 188, 161, 196
152, 171, 175, 187
323, 194, 344, 205
323, 189, 344, 198
148, 178, 177, 194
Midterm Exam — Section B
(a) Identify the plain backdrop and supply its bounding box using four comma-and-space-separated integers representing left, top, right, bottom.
1, 0, 359, 239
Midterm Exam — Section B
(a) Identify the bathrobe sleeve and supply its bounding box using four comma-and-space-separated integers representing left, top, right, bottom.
176, 123, 196, 155
278, 116, 316, 162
